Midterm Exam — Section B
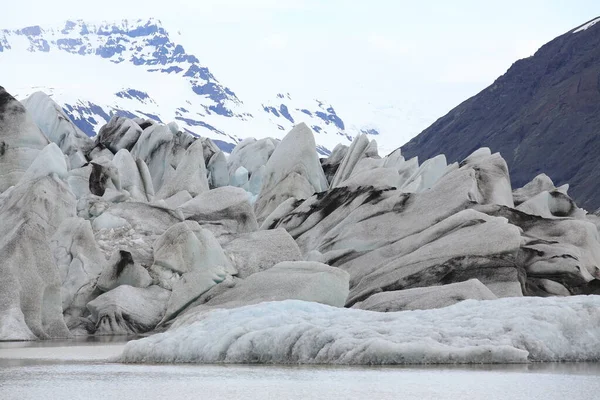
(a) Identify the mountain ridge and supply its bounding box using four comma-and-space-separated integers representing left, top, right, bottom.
401, 16, 600, 211
0, 18, 383, 154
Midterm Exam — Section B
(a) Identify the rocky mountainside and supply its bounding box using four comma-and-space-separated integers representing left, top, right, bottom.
1, 86, 600, 364
401, 16, 600, 211
0, 18, 392, 154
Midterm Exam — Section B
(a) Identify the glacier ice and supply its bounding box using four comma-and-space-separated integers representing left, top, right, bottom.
21, 91, 93, 156
462, 150, 514, 207
176, 261, 350, 318
88, 157, 121, 197
178, 186, 258, 241
0, 176, 75, 340
254, 123, 328, 221
96, 116, 143, 153
330, 134, 372, 188
516, 190, 582, 219
152, 221, 235, 324
97, 250, 152, 292
223, 228, 302, 278
206, 150, 229, 189
91, 212, 131, 231
248, 164, 264, 196
88, 285, 170, 335
344, 209, 523, 304
18, 142, 68, 184
476, 204, 600, 293
131, 124, 173, 191
513, 173, 557, 206
156, 139, 209, 199
1, 85, 600, 352
88, 145, 115, 161
104, 202, 183, 235
119, 296, 600, 364
352, 279, 497, 312
0, 86, 50, 192
227, 137, 277, 178
321, 143, 348, 184
230, 166, 250, 189
67, 165, 93, 199
113, 149, 153, 202
152, 221, 234, 275
50, 217, 105, 329
400, 154, 447, 193
163, 190, 192, 209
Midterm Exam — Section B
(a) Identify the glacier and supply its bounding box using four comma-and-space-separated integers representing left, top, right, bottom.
119, 296, 600, 365
1, 82, 600, 367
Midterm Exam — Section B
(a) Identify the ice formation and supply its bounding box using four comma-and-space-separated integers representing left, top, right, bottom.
351, 279, 497, 312
119, 296, 600, 364
0, 84, 599, 368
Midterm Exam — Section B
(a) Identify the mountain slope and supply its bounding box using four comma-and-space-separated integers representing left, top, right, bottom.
401, 16, 600, 211
0, 19, 381, 154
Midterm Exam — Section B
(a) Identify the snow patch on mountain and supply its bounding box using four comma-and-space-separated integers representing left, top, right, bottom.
0, 18, 438, 154
573, 17, 600, 33
0, 19, 353, 153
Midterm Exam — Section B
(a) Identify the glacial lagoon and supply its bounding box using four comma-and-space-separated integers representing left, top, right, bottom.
1, 338, 599, 400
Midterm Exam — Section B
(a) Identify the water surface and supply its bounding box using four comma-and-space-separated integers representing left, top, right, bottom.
1, 339, 598, 400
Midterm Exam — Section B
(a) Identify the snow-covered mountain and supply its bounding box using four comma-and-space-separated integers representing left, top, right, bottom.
0, 18, 394, 154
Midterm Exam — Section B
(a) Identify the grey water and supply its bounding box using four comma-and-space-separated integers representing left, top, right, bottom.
1, 339, 599, 400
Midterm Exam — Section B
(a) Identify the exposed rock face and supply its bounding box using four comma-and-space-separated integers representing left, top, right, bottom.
401, 18, 600, 211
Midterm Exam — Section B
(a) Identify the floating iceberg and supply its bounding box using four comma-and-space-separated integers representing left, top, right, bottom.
119, 296, 600, 365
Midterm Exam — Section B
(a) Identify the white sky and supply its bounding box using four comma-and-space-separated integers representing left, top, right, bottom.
2, 0, 600, 143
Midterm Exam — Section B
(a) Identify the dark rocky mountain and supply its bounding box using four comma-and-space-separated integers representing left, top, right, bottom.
401, 17, 600, 211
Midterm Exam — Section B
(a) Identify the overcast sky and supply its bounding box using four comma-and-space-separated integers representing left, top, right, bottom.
2, 0, 600, 142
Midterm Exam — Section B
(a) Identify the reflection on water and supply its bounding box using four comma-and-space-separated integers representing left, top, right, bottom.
0, 334, 141, 348
376, 361, 600, 375
0, 337, 132, 363
0, 340, 599, 400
